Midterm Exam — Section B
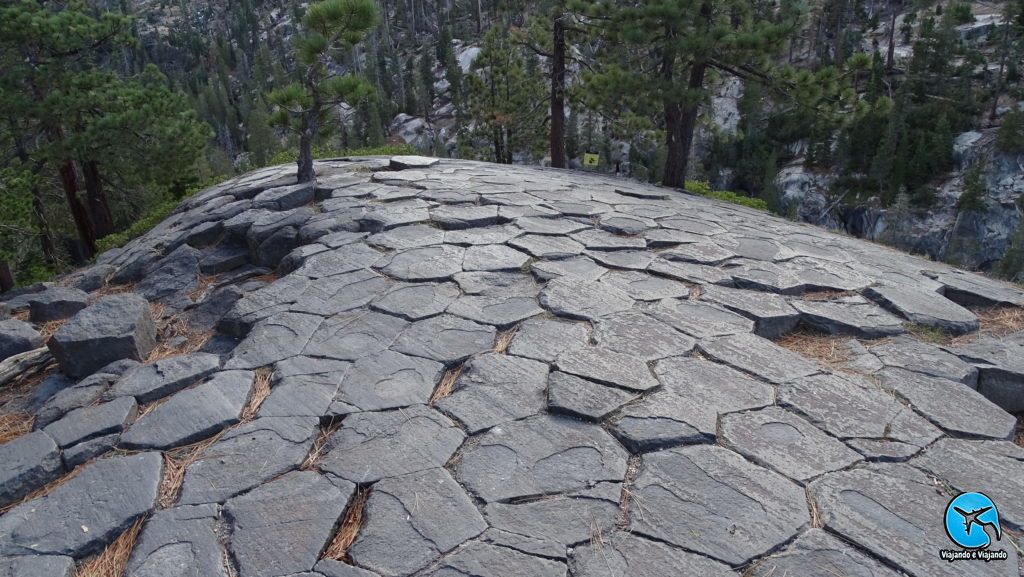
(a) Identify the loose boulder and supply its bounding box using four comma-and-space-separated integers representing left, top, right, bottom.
47, 294, 157, 378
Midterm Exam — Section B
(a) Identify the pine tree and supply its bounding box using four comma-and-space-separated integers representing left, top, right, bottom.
268, 0, 377, 183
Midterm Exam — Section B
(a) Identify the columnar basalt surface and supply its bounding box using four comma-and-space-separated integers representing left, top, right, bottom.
1, 156, 1023, 576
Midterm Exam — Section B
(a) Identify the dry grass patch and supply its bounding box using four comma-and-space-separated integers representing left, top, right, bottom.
322, 486, 370, 562
250, 270, 281, 285
11, 309, 29, 322
774, 328, 850, 371
807, 490, 823, 529
186, 274, 219, 302
38, 318, 69, 341
302, 418, 343, 471
491, 325, 519, 354
240, 370, 272, 422
0, 412, 34, 445
429, 365, 463, 405
1015, 417, 1024, 449
158, 434, 224, 509
88, 282, 137, 302
145, 303, 214, 363
75, 517, 145, 577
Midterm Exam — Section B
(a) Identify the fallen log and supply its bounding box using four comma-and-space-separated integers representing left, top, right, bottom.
0, 347, 53, 388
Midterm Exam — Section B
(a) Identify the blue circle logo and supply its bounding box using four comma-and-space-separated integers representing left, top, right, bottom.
944, 492, 1002, 550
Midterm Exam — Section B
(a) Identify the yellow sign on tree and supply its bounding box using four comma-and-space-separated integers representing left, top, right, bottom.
583, 153, 600, 167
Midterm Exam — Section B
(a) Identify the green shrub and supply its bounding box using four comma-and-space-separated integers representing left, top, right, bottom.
685, 180, 769, 211
95, 198, 180, 254
996, 108, 1024, 154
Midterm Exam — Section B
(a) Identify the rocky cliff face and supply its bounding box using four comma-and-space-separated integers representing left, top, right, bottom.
1, 158, 1024, 576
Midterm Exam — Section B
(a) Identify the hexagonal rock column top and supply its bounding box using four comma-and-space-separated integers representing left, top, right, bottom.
750, 529, 905, 577
631, 444, 809, 566
47, 293, 157, 378
569, 532, 735, 577
455, 414, 629, 503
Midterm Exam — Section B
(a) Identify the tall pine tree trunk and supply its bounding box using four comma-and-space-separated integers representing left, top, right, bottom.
58, 160, 97, 259
297, 106, 319, 183
886, 0, 899, 70
83, 161, 115, 239
549, 15, 567, 169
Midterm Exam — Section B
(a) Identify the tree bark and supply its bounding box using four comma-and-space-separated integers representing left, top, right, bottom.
549, 15, 567, 169
664, 61, 706, 188
297, 106, 318, 183
989, 20, 1010, 124
58, 160, 97, 259
0, 261, 13, 293
886, 0, 899, 70
83, 160, 115, 239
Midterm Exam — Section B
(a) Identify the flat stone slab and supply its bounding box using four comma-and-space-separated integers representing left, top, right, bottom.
507, 318, 589, 363
357, 199, 431, 231
721, 407, 863, 481
0, 555, 76, 577
0, 319, 42, 362
0, 452, 161, 558
631, 444, 809, 566
48, 293, 157, 378
585, 249, 655, 270
592, 310, 695, 360
349, 468, 487, 577
444, 224, 520, 246
392, 314, 496, 364
126, 504, 226, 577
446, 294, 542, 328
792, 296, 905, 338
303, 311, 408, 361
515, 216, 589, 235
530, 256, 608, 281
509, 234, 585, 259
319, 404, 464, 483
377, 245, 466, 281
539, 277, 634, 321
660, 242, 735, 265
226, 471, 352, 577
429, 204, 499, 229
454, 271, 539, 297
555, 347, 659, 391
333, 350, 444, 413
226, 311, 323, 370
645, 298, 754, 338
252, 182, 313, 211
809, 463, 1017, 577
699, 332, 819, 384
462, 244, 531, 271
870, 338, 978, 386
366, 224, 445, 250
570, 532, 735, 577
751, 528, 905, 577
370, 282, 460, 321
455, 414, 628, 502
700, 285, 800, 339
0, 430, 63, 508
547, 371, 639, 421
389, 155, 439, 169
27, 287, 89, 322
434, 353, 549, 433
934, 269, 1024, 307
945, 338, 1024, 412
598, 271, 690, 301
571, 228, 647, 250
648, 258, 735, 285
43, 395, 137, 449
179, 416, 318, 505
105, 352, 221, 403
120, 370, 254, 450
864, 284, 979, 335
421, 541, 566, 577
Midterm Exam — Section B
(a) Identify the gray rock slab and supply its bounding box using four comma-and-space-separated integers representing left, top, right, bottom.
509, 234, 585, 259
911, 438, 1024, 531
226, 311, 323, 370
598, 270, 690, 301
945, 338, 1024, 412
591, 310, 695, 361
420, 541, 566, 577
370, 282, 460, 321
876, 367, 1015, 439
585, 249, 655, 271
721, 407, 863, 482
660, 242, 735, 265
390, 155, 439, 170
934, 269, 1024, 307
808, 463, 1016, 577
645, 298, 754, 338
792, 296, 905, 338
547, 371, 639, 421
434, 353, 549, 433
700, 285, 800, 339
569, 532, 736, 577
632, 444, 809, 566
571, 228, 647, 250
454, 271, 540, 297
62, 433, 118, 469
304, 311, 408, 360
870, 338, 978, 386
259, 368, 345, 418
0, 452, 161, 558
27, 287, 89, 322
392, 314, 496, 364
462, 244, 531, 272
598, 214, 655, 235
780, 373, 943, 451
556, 347, 659, 391
43, 396, 137, 448
333, 350, 444, 413
699, 332, 819, 384
750, 528, 904, 577
864, 284, 979, 336
357, 199, 431, 232
0, 430, 63, 508
199, 246, 249, 275
314, 559, 383, 577
178, 416, 318, 505
320, 405, 463, 483
120, 370, 254, 450
349, 468, 487, 577
377, 245, 465, 281
0, 555, 76, 577
227, 471, 352, 577
648, 257, 735, 285
0, 319, 42, 362
444, 224, 520, 246
539, 277, 633, 321
455, 414, 628, 502
105, 352, 221, 403
137, 245, 201, 301
429, 204, 498, 229
47, 293, 157, 378
507, 318, 589, 363
530, 256, 608, 282
446, 294, 543, 327
126, 504, 226, 577
366, 224, 445, 250
514, 216, 589, 236
291, 244, 385, 279
253, 182, 314, 211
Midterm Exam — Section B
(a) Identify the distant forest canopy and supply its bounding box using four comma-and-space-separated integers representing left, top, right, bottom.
1, 0, 1024, 288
